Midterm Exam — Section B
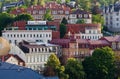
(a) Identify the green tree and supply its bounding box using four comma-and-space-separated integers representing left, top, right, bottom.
14, 13, 34, 21
44, 53, 68, 79
0, 12, 14, 36
76, 19, 85, 24
37, 0, 45, 6
65, 58, 85, 79
61, 17, 68, 25
83, 47, 115, 79
43, 9, 53, 21
92, 14, 104, 25
60, 23, 66, 38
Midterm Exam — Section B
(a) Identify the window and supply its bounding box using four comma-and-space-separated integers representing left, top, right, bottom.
65, 11, 69, 14
116, 12, 119, 16
116, 18, 119, 21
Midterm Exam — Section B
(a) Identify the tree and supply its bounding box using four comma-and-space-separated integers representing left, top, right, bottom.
60, 23, 66, 38
83, 47, 115, 79
43, 9, 53, 21
115, 55, 120, 79
37, 0, 45, 6
76, 19, 85, 24
14, 13, 34, 21
30, 0, 37, 5
61, 17, 68, 25
0, 12, 14, 36
44, 53, 68, 79
92, 14, 104, 25
65, 58, 85, 79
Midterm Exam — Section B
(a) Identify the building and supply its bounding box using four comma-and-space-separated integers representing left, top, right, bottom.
2, 0, 24, 11
11, 2, 71, 21
25, 21, 60, 31
66, 23, 103, 40
103, 1, 120, 32
0, 54, 25, 66
68, 9, 92, 24
50, 35, 120, 60
19, 40, 61, 71
2, 30, 52, 44
50, 39, 90, 60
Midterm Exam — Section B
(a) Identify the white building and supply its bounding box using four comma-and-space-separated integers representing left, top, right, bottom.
19, 40, 61, 71
74, 26, 103, 40
103, 1, 120, 32
68, 9, 92, 24
2, 30, 52, 44
66, 24, 103, 40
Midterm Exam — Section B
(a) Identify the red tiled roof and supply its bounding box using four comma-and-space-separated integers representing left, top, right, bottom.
0, 54, 24, 62
76, 39, 89, 44
66, 23, 101, 34
102, 35, 120, 42
89, 40, 110, 45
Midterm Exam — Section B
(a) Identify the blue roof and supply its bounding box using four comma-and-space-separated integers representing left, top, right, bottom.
0, 62, 59, 79
0, 62, 43, 79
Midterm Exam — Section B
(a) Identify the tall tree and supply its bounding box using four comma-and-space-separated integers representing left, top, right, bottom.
0, 12, 14, 36
83, 47, 115, 79
44, 53, 68, 79
61, 17, 68, 25
65, 58, 85, 79
60, 23, 66, 38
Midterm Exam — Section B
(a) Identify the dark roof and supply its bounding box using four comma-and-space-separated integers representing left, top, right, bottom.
71, 9, 91, 14
104, 1, 120, 12
0, 62, 43, 79
0, 62, 59, 79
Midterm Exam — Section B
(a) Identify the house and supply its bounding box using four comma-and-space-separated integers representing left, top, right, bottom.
0, 54, 25, 66
50, 39, 90, 60
50, 36, 120, 60
103, 1, 120, 32
68, 9, 92, 24
66, 23, 103, 40
10, 1, 71, 22
19, 40, 61, 71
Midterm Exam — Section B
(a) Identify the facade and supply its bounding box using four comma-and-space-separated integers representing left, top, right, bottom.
50, 35, 120, 60
103, 1, 120, 32
25, 21, 60, 31
68, 9, 92, 24
19, 40, 61, 71
2, 30, 52, 44
66, 24, 103, 40
11, 2, 71, 21
50, 39, 91, 60
0, 54, 25, 66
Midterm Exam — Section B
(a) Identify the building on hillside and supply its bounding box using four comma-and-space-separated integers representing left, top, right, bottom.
103, 1, 120, 32
50, 35, 120, 60
0, 54, 25, 66
10, 1, 71, 22
19, 40, 61, 72
65, 23, 103, 40
50, 39, 91, 60
2, 30, 52, 44
25, 21, 60, 31
68, 9, 92, 24
2, 0, 24, 11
